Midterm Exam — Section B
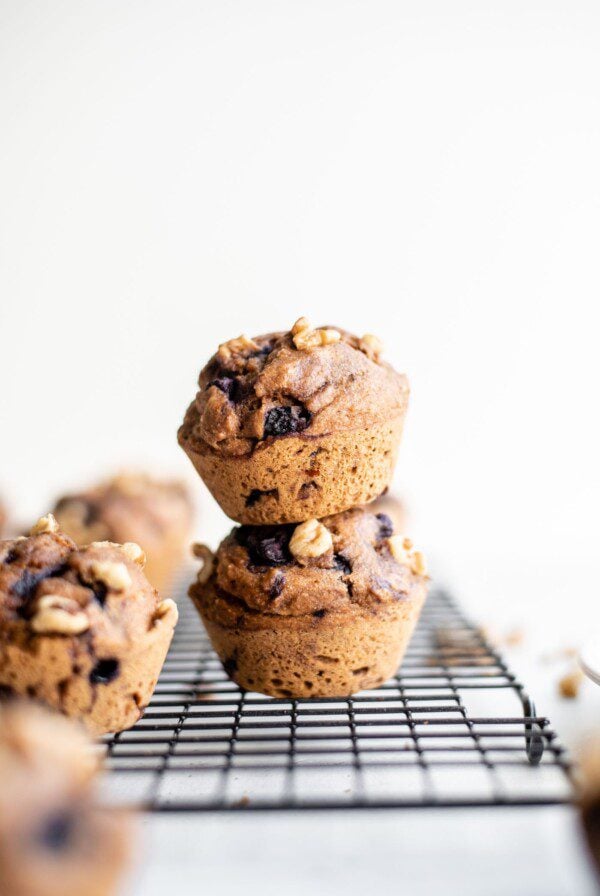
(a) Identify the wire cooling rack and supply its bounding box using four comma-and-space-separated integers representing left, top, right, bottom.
102, 582, 573, 811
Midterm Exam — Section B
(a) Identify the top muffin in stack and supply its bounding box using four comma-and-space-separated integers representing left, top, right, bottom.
178, 318, 409, 524
179, 318, 427, 698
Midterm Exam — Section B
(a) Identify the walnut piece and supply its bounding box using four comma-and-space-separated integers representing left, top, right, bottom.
29, 514, 59, 536
359, 333, 384, 361
217, 334, 259, 361
558, 668, 584, 699
291, 316, 311, 335
120, 542, 146, 567
154, 598, 179, 623
192, 543, 214, 584
31, 596, 90, 635
289, 519, 333, 560
88, 540, 146, 567
87, 560, 131, 592
387, 535, 428, 576
293, 326, 341, 351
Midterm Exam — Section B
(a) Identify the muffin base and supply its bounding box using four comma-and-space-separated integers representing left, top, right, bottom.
181, 417, 405, 524
194, 588, 427, 698
0, 604, 177, 736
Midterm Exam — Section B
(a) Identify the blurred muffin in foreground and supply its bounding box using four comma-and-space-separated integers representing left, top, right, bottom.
0, 515, 178, 735
52, 471, 194, 594
0, 701, 131, 896
579, 736, 600, 879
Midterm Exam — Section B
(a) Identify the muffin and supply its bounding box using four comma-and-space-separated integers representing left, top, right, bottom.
579, 737, 600, 879
51, 471, 193, 594
0, 514, 178, 735
178, 319, 409, 524
0, 701, 130, 896
369, 491, 408, 533
189, 507, 428, 697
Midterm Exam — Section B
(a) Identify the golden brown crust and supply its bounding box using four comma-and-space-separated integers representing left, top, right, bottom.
0, 702, 131, 896
178, 323, 408, 524
179, 326, 408, 458
189, 508, 428, 697
0, 523, 178, 735
182, 418, 404, 524
200, 594, 426, 698
199, 507, 424, 619
52, 472, 193, 593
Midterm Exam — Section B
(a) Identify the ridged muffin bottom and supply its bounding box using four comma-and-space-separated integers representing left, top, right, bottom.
181, 417, 405, 525
194, 585, 427, 698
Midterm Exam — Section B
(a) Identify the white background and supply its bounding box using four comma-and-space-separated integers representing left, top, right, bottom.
1, 4, 600, 892
1, 4, 600, 675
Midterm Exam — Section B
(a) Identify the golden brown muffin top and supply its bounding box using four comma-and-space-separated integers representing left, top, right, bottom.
52, 471, 193, 549
190, 507, 427, 623
0, 515, 176, 644
178, 319, 409, 457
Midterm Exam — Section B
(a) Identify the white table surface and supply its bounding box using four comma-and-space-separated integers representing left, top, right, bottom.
118, 557, 600, 895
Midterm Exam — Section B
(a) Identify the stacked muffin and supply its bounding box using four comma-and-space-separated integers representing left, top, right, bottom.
179, 318, 429, 697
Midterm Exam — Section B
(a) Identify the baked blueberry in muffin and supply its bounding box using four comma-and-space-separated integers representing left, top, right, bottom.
51, 471, 193, 594
369, 491, 408, 535
0, 701, 131, 896
178, 319, 409, 524
0, 514, 178, 735
189, 507, 428, 697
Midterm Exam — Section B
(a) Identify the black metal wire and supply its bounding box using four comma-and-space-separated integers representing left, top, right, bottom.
103, 586, 573, 811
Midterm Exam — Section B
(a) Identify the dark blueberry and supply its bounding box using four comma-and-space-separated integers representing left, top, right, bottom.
89, 659, 120, 685
0, 684, 16, 700
263, 405, 311, 438
268, 573, 285, 600
333, 553, 352, 575
245, 488, 278, 508
313, 609, 326, 618
223, 656, 238, 677
36, 810, 77, 852
78, 573, 107, 606
298, 481, 318, 500
235, 525, 293, 567
208, 375, 250, 404
90, 580, 108, 606
375, 513, 394, 539
2, 547, 19, 564
209, 376, 235, 396
12, 563, 68, 603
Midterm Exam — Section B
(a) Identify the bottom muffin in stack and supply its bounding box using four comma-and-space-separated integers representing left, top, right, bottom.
190, 508, 428, 697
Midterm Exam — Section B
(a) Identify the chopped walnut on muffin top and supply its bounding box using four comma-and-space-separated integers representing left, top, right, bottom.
179, 318, 408, 457
190, 508, 427, 620
0, 515, 176, 641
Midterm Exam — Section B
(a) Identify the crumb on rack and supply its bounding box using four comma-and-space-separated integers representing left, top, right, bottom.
558, 668, 584, 699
